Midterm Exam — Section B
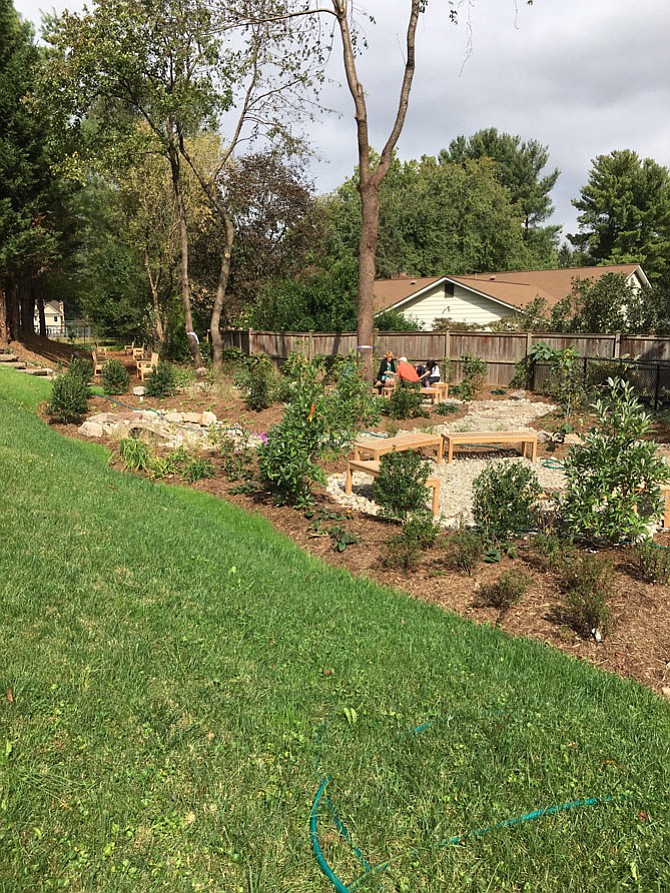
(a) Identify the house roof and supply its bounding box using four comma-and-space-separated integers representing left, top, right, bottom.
374, 264, 648, 315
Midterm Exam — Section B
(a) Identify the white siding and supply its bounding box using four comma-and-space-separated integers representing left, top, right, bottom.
396, 283, 517, 329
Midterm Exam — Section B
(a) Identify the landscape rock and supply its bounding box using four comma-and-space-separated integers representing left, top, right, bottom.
79, 420, 104, 438
201, 411, 217, 426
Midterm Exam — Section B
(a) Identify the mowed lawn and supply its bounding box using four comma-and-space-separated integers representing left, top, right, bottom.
1, 371, 669, 892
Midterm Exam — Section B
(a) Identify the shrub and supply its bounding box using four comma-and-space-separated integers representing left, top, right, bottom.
145, 361, 176, 398
210, 426, 256, 482
372, 450, 431, 521
383, 511, 441, 571
434, 401, 459, 416
459, 354, 487, 402
478, 569, 530, 611
630, 541, 670, 584
529, 532, 574, 571
382, 383, 428, 420
560, 553, 613, 637
237, 355, 276, 411
101, 359, 130, 395
472, 462, 541, 541
403, 511, 441, 549
68, 356, 94, 384
326, 353, 381, 438
183, 457, 215, 482
46, 369, 90, 423
561, 378, 670, 544
443, 529, 484, 575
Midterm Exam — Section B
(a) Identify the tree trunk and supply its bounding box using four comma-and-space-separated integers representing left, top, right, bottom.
37, 296, 47, 338
143, 246, 165, 347
0, 287, 7, 345
8, 282, 19, 342
170, 150, 203, 367
357, 182, 380, 381
209, 216, 235, 370
19, 286, 33, 338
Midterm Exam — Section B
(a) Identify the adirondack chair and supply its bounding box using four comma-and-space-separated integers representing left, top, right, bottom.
91, 350, 104, 376
137, 351, 159, 381
124, 340, 135, 355
132, 345, 145, 361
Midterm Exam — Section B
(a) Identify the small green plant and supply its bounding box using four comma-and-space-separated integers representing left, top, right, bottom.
443, 529, 484, 575
402, 511, 441, 549
478, 569, 530, 612
145, 361, 176, 398
459, 354, 487, 402
562, 378, 670, 544
68, 356, 94, 384
630, 540, 670, 584
382, 384, 428, 420
529, 532, 574, 571
383, 511, 441, 571
184, 457, 215, 482
173, 366, 197, 389
119, 437, 151, 472
472, 462, 541, 541
46, 368, 90, 423
210, 427, 255, 482
101, 359, 130, 395
560, 553, 614, 637
434, 401, 460, 416
238, 356, 276, 412
372, 450, 431, 521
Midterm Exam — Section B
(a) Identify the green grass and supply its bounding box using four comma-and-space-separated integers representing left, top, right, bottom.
1, 380, 669, 892
0, 365, 52, 410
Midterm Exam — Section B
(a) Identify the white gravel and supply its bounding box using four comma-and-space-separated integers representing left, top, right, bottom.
327, 398, 566, 527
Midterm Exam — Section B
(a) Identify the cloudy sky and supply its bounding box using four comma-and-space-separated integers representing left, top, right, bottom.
15, 0, 670, 245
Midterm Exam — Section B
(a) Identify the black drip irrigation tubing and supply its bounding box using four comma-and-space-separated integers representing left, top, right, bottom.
309, 718, 626, 893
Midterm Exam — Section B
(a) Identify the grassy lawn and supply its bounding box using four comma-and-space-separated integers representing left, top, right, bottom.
1, 375, 669, 892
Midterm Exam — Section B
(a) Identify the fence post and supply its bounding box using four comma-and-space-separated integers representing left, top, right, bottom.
525, 331, 533, 358
655, 364, 661, 410
614, 332, 621, 359
247, 329, 253, 357
308, 330, 315, 361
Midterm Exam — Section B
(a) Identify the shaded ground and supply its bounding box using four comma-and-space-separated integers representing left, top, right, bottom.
30, 342, 670, 697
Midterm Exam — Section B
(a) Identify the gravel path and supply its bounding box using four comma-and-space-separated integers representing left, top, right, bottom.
327, 399, 566, 526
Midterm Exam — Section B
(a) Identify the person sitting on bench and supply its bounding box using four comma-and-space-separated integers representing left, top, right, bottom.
419, 359, 440, 386
374, 351, 397, 392
396, 356, 420, 384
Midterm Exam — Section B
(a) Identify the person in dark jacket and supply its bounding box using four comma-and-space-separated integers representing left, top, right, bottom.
374, 351, 396, 392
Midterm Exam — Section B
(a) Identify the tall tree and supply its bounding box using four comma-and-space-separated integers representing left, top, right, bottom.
569, 150, 670, 283
442, 127, 560, 265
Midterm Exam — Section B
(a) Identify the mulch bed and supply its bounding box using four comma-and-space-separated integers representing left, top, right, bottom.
29, 345, 670, 697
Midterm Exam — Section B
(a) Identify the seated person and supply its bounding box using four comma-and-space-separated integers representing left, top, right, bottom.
396, 356, 420, 384
374, 351, 396, 392
419, 359, 441, 386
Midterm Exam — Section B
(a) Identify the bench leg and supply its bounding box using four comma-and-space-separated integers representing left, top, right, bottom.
436, 438, 444, 464
430, 480, 440, 516
345, 463, 353, 496
530, 439, 537, 462
447, 440, 454, 464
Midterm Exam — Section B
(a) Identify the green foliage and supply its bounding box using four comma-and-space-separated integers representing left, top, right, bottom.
325, 353, 381, 437
68, 356, 94, 384
183, 456, 215, 482
402, 511, 441, 549
305, 509, 359, 552
630, 541, 670, 584
372, 450, 431, 521
442, 529, 484, 575
145, 361, 176, 398
472, 462, 541, 541
478, 569, 530, 611
46, 367, 90, 423
560, 554, 614, 637
570, 149, 670, 283
209, 426, 256, 482
235, 355, 276, 412
529, 532, 574, 572
459, 354, 487, 402
118, 436, 150, 472
374, 309, 423, 332
101, 358, 130, 395
382, 383, 428, 420
561, 378, 670, 544
382, 512, 440, 571
434, 401, 459, 416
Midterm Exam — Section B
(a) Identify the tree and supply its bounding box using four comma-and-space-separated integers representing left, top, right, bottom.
569, 150, 670, 283
235, 1, 535, 380
441, 127, 561, 265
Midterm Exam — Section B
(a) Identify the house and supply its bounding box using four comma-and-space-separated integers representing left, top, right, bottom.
373, 264, 650, 330
33, 300, 66, 337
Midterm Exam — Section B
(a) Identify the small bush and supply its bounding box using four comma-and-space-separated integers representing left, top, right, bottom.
183, 457, 215, 482
101, 359, 130, 395
372, 450, 431, 521
119, 437, 151, 472
46, 369, 90, 423
472, 462, 541, 541
403, 511, 441, 549
443, 530, 484, 575
434, 401, 460, 416
145, 361, 176, 398
382, 384, 428, 420
529, 532, 574, 571
210, 427, 256, 482
383, 511, 441, 571
238, 356, 276, 411
68, 356, 93, 384
560, 553, 613, 637
630, 540, 670, 584
459, 354, 487, 402
478, 569, 530, 611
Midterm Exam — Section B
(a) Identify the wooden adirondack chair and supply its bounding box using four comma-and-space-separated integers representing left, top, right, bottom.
92, 350, 104, 376
124, 340, 135, 355
137, 352, 159, 381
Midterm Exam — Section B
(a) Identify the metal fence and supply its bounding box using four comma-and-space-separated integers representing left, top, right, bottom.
533, 355, 670, 408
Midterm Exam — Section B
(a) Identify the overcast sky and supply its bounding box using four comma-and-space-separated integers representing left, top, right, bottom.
15, 0, 670, 246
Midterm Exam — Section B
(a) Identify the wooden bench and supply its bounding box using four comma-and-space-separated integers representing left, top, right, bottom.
442, 431, 538, 464
381, 381, 449, 403
345, 458, 441, 516
353, 432, 444, 463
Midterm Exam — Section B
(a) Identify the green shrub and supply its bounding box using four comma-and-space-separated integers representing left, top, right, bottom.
237, 356, 276, 411
529, 532, 574, 571
383, 511, 441, 571
46, 369, 90, 423
459, 354, 487, 402
630, 541, 670, 584
210, 426, 256, 482
434, 401, 460, 416
472, 462, 541, 541
101, 359, 130, 395
382, 383, 428, 420
443, 529, 484, 575
68, 356, 94, 384
184, 457, 215, 482
478, 569, 530, 611
145, 361, 176, 398
119, 437, 151, 472
403, 511, 441, 549
173, 366, 197, 389
372, 450, 431, 521
561, 378, 670, 544
560, 553, 613, 637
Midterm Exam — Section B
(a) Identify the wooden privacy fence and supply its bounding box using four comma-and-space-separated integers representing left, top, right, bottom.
222, 329, 670, 386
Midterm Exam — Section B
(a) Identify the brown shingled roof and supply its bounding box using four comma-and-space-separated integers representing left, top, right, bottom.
374, 265, 646, 314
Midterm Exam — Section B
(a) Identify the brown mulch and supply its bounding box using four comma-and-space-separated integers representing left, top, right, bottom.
28, 343, 670, 698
